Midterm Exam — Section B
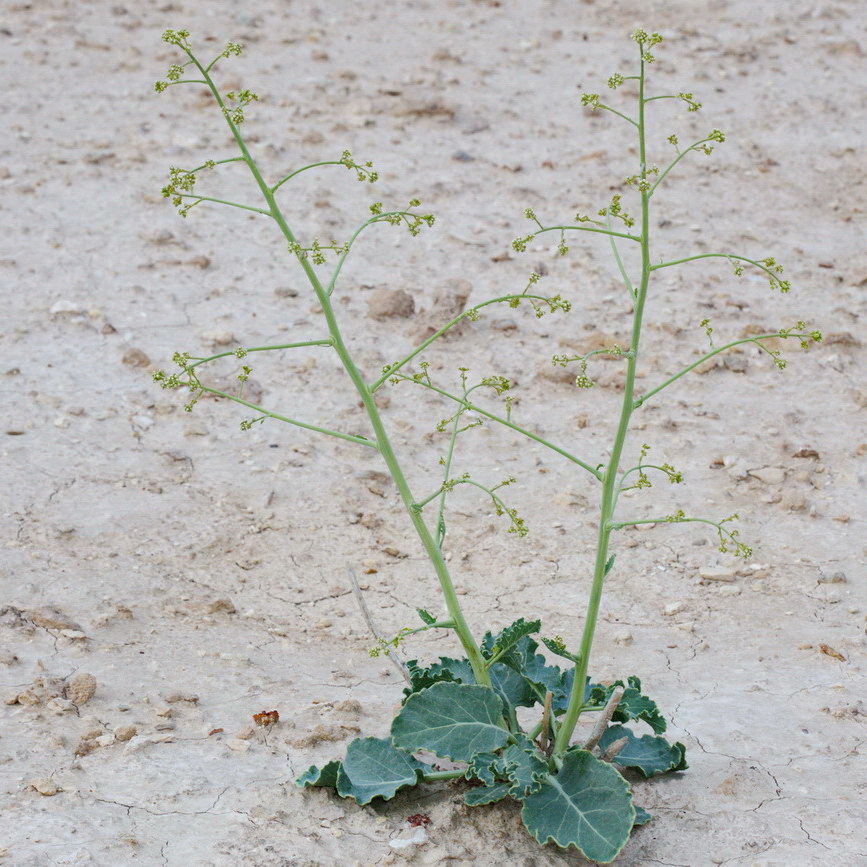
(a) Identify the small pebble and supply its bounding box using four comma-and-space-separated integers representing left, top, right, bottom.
65, 672, 97, 705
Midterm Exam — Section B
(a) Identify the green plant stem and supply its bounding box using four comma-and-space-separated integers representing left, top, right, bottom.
271, 160, 344, 193
531, 224, 641, 243
368, 293, 563, 392
650, 137, 716, 196
392, 375, 602, 480
597, 104, 639, 127
186, 48, 491, 687
180, 156, 246, 176
606, 214, 635, 298
553, 53, 652, 758
634, 332, 814, 407
171, 192, 272, 215
187, 339, 333, 370
420, 769, 466, 782
610, 516, 737, 538
650, 252, 781, 283
197, 386, 376, 448
436, 408, 463, 547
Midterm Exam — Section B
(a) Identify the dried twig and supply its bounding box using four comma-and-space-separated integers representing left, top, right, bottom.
348, 567, 411, 684
601, 736, 629, 763
583, 686, 625, 752
539, 690, 553, 755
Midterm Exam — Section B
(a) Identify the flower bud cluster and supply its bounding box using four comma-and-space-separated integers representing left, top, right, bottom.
161, 28, 191, 47
678, 92, 702, 112
758, 257, 790, 293
598, 194, 635, 227
631, 29, 663, 62
223, 89, 259, 125
341, 150, 379, 183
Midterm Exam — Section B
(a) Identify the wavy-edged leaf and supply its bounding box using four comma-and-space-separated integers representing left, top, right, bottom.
296, 759, 341, 789
502, 736, 548, 799
633, 805, 652, 827
392, 681, 510, 761
482, 618, 542, 662
507, 637, 565, 698
334, 737, 424, 805
465, 751, 504, 787
589, 676, 666, 734
464, 782, 511, 806
614, 681, 666, 734
600, 724, 688, 778
416, 608, 437, 625
521, 750, 634, 863
403, 659, 459, 699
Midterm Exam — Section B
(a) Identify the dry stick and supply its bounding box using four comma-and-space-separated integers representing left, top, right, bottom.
601, 736, 629, 763
539, 691, 554, 755
583, 686, 625, 752
347, 567, 411, 685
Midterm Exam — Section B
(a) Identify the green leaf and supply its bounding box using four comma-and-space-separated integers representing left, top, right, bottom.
482, 618, 542, 662
391, 682, 510, 761
416, 608, 437, 625
334, 737, 424, 805
633, 805, 652, 826
604, 554, 616, 576
489, 662, 537, 710
502, 736, 548, 798
540, 636, 580, 664
589, 676, 667, 734
296, 759, 341, 789
464, 782, 511, 806
600, 725, 688, 778
614, 681, 666, 734
521, 750, 634, 863
507, 637, 565, 699
465, 752, 504, 787
428, 656, 475, 683
403, 658, 460, 699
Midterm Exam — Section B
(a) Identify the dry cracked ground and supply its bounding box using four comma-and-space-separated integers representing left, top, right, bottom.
1, 0, 865, 864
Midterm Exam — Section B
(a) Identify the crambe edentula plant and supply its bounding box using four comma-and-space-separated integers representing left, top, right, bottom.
151, 28, 821, 863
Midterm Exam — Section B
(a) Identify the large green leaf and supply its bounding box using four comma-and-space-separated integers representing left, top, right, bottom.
599, 725, 688, 778
391, 682, 510, 761
521, 750, 635, 863
296, 759, 341, 789
334, 737, 424, 805
464, 782, 511, 806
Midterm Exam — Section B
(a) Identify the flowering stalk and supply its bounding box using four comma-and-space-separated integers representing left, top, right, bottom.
519, 30, 822, 756
153, 29, 496, 685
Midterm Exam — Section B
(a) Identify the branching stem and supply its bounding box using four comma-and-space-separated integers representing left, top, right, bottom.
634, 332, 814, 407
182, 45, 492, 687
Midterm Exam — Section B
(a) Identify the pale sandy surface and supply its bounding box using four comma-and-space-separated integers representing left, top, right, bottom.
1, 0, 865, 864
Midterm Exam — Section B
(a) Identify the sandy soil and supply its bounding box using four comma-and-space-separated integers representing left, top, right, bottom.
1, 0, 865, 864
